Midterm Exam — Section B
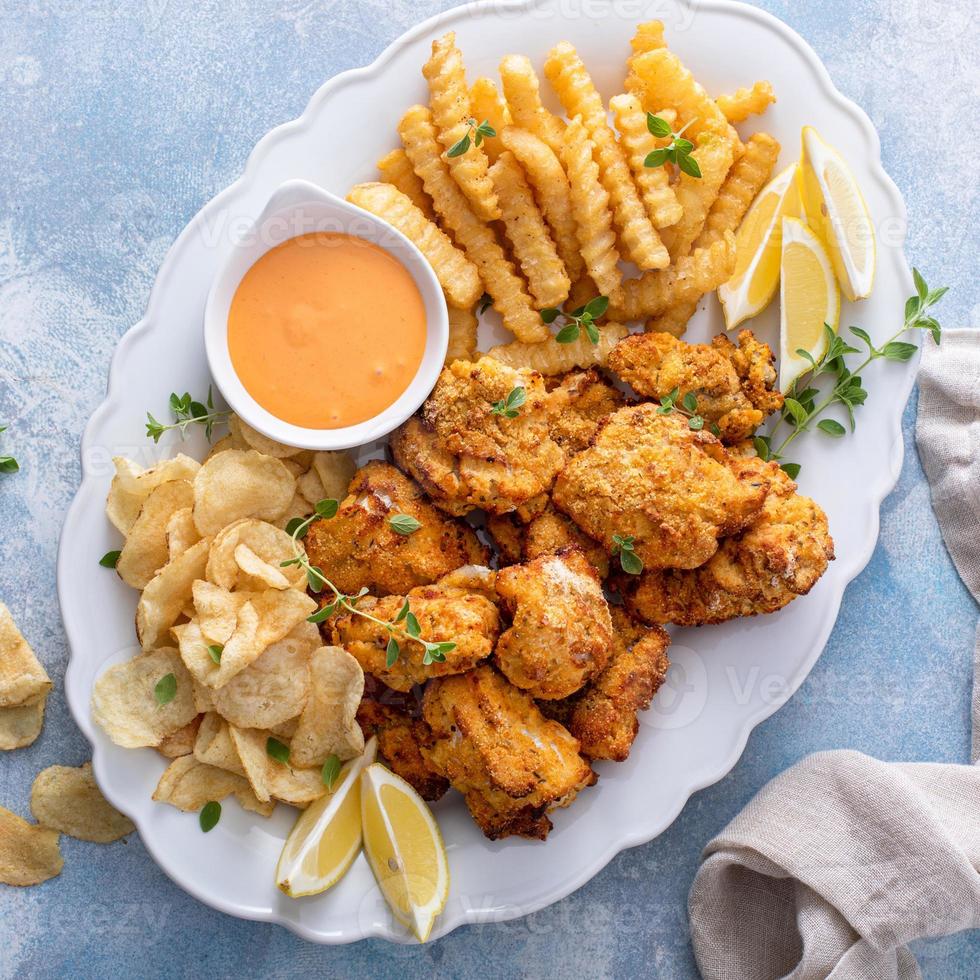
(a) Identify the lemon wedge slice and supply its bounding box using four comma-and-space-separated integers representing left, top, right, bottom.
719, 163, 801, 330
779, 217, 840, 393
275, 737, 377, 898
799, 126, 876, 301
361, 762, 449, 943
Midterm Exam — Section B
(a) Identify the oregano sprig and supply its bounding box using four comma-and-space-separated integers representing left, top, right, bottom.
283, 502, 456, 668
612, 534, 643, 575
447, 118, 496, 157
540, 296, 609, 345
490, 386, 526, 419
644, 114, 701, 178
656, 387, 718, 435
146, 386, 231, 443
0, 425, 18, 474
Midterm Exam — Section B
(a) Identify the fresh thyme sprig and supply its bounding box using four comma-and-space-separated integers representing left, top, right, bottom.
644, 114, 701, 178
447, 118, 496, 158
0, 425, 18, 474
757, 269, 947, 478
612, 534, 643, 575
656, 387, 719, 436
541, 296, 609, 345
146, 386, 231, 443
490, 386, 526, 419
282, 502, 456, 668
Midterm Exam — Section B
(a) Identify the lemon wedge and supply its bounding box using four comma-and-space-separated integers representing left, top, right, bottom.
275, 737, 377, 898
361, 762, 449, 943
719, 163, 801, 329
799, 126, 876, 301
779, 217, 840, 393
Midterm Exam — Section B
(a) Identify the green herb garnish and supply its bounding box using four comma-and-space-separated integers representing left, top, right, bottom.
447, 118, 496, 157
199, 801, 221, 832
490, 386, 526, 419
146, 386, 231, 443
656, 387, 716, 434
541, 296, 609, 345
388, 514, 422, 536
612, 534, 644, 575
0, 425, 18, 474
99, 550, 122, 569
154, 673, 177, 706
644, 114, 701, 178
321, 755, 342, 790
207, 644, 223, 664
266, 737, 290, 765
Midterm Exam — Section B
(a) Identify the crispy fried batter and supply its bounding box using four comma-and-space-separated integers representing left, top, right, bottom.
357, 690, 448, 801
544, 607, 670, 761
495, 548, 613, 700
553, 403, 770, 570
422, 665, 596, 839
624, 457, 834, 625
303, 461, 488, 597
390, 357, 566, 516
547, 369, 627, 454
607, 329, 783, 443
524, 505, 611, 578
329, 579, 499, 691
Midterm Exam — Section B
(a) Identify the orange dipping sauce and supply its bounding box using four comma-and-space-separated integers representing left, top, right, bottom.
228, 232, 427, 429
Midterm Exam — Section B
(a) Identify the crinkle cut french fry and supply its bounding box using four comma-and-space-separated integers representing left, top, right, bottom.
695, 132, 780, 249
545, 42, 669, 271
717, 81, 776, 124
659, 133, 736, 261
346, 182, 482, 310
499, 126, 584, 285
625, 20, 666, 95
377, 149, 436, 220
566, 276, 598, 313
446, 302, 479, 364
469, 78, 510, 164
423, 32, 500, 221
645, 299, 697, 337
488, 322, 628, 375
610, 94, 682, 230
398, 105, 546, 342
499, 54, 566, 157
560, 116, 622, 305
489, 150, 570, 309
609, 232, 736, 322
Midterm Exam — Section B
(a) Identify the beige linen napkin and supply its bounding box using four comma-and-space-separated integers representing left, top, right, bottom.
688, 331, 980, 980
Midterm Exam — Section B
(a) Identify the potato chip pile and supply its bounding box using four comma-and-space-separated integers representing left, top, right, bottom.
0, 601, 51, 750
347, 21, 779, 377
93, 416, 366, 820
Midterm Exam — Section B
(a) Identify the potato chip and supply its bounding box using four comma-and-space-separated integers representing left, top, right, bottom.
500, 54, 566, 157
228, 414, 304, 459
193, 712, 246, 775
296, 466, 326, 508
500, 126, 585, 284
312, 451, 355, 500
156, 714, 201, 758
165, 506, 200, 561
192, 581, 253, 645
204, 431, 247, 460
276, 493, 314, 531
30, 762, 135, 843
717, 80, 776, 123
91, 647, 198, 748
192, 449, 295, 537
0, 602, 51, 709
206, 518, 306, 592
377, 147, 436, 219
347, 183, 481, 310
105, 454, 200, 535
175, 589, 316, 689
0, 805, 62, 885
489, 150, 570, 309
446, 303, 478, 364
0, 696, 46, 750
152, 755, 274, 816
423, 32, 500, 222
289, 647, 365, 768
228, 726, 326, 806
116, 479, 195, 589
468, 77, 510, 164
399, 104, 546, 343
488, 322, 628, 375
211, 621, 317, 730
561, 116, 623, 304
545, 42, 669, 270
136, 536, 211, 650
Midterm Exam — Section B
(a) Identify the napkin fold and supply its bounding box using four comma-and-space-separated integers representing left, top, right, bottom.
688, 331, 980, 980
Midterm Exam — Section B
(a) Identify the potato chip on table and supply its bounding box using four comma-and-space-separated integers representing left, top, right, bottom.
31, 762, 134, 843
0, 602, 51, 750
0, 804, 63, 886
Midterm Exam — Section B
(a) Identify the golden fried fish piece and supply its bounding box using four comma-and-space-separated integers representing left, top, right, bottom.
303, 461, 488, 597
624, 457, 834, 625
547, 369, 627, 454
495, 548, 613, 700
553, 403, 769, 570
328, 579, 499, 692
607, 329, 783, 444
422, 665, 596, 840
391, 357, 566, 516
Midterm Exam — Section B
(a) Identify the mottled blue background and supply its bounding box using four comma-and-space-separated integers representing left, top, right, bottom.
0, 1, 977, 976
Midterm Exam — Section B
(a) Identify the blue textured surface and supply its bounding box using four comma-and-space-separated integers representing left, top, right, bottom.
0, 1, 977, 976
